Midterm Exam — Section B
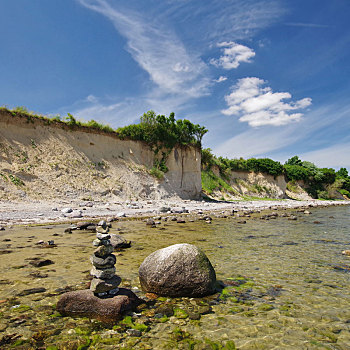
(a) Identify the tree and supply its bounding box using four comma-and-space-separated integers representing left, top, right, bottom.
336, 167, 349, 179
285, 156, 302, 166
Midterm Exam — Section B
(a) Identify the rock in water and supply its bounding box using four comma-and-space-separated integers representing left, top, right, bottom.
57, 288, 142, 324
109, 234, 131, 249
139, 243, 216, 297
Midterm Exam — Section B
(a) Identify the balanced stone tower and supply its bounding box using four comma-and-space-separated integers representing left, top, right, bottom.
90, 220, 121, 296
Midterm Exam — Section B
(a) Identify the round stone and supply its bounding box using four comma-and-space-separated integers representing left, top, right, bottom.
94, 244, 114, 258
139, 243, 216, 297
90, 275, 121, 293
90, 254, 116, 269
91, 266, 116, 279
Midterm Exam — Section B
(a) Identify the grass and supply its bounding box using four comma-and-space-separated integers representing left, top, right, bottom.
201, 169, 237, 195
0, 106, 117, 135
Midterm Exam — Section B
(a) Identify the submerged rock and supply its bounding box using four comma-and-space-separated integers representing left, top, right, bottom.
57, 288, 142, 324
139, 243, 216, 297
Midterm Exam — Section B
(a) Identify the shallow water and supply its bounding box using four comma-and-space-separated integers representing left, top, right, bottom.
0, 205, 350, 349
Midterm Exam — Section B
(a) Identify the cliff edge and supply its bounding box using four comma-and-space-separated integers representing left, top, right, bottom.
0, 111, 201, 201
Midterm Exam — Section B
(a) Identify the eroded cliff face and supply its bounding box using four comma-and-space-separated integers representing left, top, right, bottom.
0, 111, 201, 201
209, 165, 288, 199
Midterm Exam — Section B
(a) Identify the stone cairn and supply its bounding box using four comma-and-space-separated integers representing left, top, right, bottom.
90, 220, 121, 297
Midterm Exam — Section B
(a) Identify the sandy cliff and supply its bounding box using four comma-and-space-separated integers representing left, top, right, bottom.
0, 111, 201, 201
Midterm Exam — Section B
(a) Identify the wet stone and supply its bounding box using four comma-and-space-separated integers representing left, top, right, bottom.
17, 287, 47, 296
96, 233, 111, 240
94, 244, 114, 258
29, 259, 54, 267
90, 254, 116, 269
93, 238, 110, 247
91, 266, 116, 279
90, 275, 122, 293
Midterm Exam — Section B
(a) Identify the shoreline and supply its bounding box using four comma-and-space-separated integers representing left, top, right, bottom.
1, 198, 349, 227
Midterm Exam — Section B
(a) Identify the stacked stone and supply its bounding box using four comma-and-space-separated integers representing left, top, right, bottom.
90, 220, 121, 297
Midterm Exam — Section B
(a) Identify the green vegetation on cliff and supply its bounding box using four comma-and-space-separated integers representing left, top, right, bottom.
1, 107, 207, 179
201, 149, 349, 200
117, 110, 207, 177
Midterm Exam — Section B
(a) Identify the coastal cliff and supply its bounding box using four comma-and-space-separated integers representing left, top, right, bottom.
0, 110, 201, 201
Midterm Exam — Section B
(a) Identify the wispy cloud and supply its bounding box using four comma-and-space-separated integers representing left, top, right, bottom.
285, 22, 330, 28
161, 0, 284, 45
210, 42, 255, 69
300, 143, 350, 169
78, 0, 210, 98
221, 77, 312, 127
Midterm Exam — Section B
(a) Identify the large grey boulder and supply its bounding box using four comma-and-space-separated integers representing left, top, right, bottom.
139, 243, 216, 297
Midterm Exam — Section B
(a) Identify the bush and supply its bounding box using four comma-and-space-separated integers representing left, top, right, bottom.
246, 158, 283, 177
284, 164, 311, 181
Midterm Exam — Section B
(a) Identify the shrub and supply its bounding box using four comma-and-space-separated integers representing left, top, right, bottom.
284, 164, 311, 181
246, 158, 283, 177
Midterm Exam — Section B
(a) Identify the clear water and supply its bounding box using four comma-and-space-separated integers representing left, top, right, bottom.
0, 205, 350, 349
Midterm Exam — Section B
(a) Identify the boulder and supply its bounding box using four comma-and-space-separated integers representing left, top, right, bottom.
109, 234, 131, 249
57, 288, 142, 324
139, 243, 216, 297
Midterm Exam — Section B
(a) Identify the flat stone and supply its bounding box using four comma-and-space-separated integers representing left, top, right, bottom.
77, 222, 95, 230
90, 254, 116, 269
90, 275, 121, 293
91, 266, 116, 279
93, 239, 111, 247
98, 220, 107, 227
17, 287, 46, 296
96, 233, 111, 240
96, 227, 109, 234
94, 244, 114, 258
57, 288, 142, 324
29, 259, 54, 267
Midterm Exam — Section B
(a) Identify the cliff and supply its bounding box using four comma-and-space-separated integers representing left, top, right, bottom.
0, 110, 201, 201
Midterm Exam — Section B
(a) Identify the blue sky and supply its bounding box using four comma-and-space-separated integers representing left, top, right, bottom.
1, 0, 350, 169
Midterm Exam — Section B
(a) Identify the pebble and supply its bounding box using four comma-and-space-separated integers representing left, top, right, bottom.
61, 208, 73, 213
126, 329, 142, 337
68, 211, 83, 218
0, 226, 5, 231
116, 212, 126, 218
29, 259, 54, 267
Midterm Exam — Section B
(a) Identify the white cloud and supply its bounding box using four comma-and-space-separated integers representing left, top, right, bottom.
78, 0, 210, 98
222, 77, 312, 127
210, 41, 255, 69
214, 76, 228, 83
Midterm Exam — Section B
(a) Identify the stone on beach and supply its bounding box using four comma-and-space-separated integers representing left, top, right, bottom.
57, 220, 141, 323
90, 221, 121, 295
57, 288, 142, 324
139, 243, 216, 297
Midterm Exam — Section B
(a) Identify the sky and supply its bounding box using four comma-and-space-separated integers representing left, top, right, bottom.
1, 0, 350, 170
